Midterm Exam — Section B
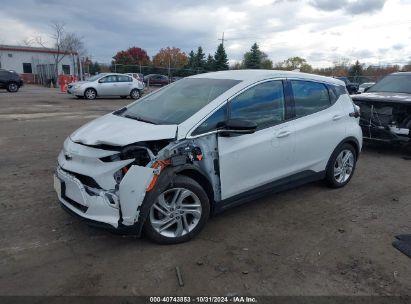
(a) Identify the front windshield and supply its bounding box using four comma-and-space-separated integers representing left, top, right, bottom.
88, 74, 106, 82
368, 75, 411, 94
120, 78, 241, 124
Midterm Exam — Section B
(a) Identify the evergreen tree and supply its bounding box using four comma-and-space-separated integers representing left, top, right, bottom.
349, 60, 363, 82
243, 42, 262, 69
205, 54, 215, 71
89, 61, 101, 75
188, 50, 196, 69
214, 43, 229, 71
194, 46, 206, 70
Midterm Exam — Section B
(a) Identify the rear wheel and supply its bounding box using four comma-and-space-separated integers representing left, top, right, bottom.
325, 143, 357, 188
143, 175, 210, 244
130, 89, 140, 99
7, 82, 19, 92
84, 88, 97, 100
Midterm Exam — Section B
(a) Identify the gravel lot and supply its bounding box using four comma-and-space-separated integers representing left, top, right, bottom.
0, 85, 410, 296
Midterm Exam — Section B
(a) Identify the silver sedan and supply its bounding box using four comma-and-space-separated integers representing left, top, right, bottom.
67, 73, 145, 100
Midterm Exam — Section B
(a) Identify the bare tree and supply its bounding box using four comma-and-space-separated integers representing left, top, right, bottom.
35, 23, 85, 83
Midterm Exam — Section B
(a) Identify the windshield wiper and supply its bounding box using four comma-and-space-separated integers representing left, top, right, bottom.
113, 107, 127, 115
124, 114, 157, 124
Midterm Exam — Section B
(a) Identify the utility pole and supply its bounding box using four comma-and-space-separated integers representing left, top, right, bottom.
218, 32, 227, 46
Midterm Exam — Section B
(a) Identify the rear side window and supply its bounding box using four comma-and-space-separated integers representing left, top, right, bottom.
290, 80, 331, 117
229, 81, 285, 130
118, 75, 132, 82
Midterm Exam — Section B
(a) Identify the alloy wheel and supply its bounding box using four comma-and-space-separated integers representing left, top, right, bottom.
333, 149, 354, 183
131, 89, 140, 99
85, 89, 96, 100
149, 188, 202, 238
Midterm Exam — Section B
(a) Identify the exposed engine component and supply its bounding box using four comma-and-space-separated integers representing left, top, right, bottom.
357, 101, 411, 142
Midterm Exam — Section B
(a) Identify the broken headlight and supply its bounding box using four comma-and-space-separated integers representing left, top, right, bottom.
120, 145, 152, 166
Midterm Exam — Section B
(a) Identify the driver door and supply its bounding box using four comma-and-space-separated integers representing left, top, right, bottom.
217, 80, 295, 200
97, 75, 118, 95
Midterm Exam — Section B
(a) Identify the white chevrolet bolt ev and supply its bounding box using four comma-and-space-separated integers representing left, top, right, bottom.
54, 70, 362, 244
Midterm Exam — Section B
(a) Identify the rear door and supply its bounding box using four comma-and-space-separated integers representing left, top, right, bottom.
116, 75, 133, 95
288, 79, 346, 173
217, 80, 295, 199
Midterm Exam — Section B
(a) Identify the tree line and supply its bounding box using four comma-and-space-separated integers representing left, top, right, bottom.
90, 41, 411, 81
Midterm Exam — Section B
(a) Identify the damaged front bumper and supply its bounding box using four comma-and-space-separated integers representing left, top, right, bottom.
54, 139, 155, 230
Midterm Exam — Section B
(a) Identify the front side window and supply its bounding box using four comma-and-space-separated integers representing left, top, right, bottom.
100, 75, 117, 83
290, 80, 330, 117
192, 105, 227, 135
121, 78, 240, 124
229, 81, 285, 130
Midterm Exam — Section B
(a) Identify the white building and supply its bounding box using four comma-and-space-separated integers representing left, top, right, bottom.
0, 45, 80, 84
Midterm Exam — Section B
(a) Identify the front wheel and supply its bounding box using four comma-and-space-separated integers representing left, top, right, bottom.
130, 89, 141, 99
325, 143, 357, 188
143, 175, 210, 244
84, 88, 97, 100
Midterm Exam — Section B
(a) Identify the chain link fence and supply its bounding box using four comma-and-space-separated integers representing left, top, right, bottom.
110, 64, 207, 78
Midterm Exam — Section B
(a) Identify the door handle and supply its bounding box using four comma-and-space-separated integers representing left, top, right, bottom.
276, 130, 291, 138
332, 114, 343, 121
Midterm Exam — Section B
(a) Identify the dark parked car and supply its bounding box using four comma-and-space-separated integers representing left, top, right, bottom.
335, 77, 359, 95
352, 72, 411, 151
143, 74, 169, 86
0, 69, 24, 92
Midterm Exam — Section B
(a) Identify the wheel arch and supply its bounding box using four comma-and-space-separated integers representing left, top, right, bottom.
174, 167, 214, 207
326, 136, 360, 172
340, 136, 360, 158
131, 164, 215, 237
84, 87, 97, 96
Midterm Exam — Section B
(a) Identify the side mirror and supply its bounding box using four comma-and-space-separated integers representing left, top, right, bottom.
219, 119, 257, 136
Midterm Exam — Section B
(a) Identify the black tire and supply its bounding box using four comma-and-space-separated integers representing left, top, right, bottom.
120, 96, 128, 99
325, 143, 357, 188
130, 89, 140, 99
143, 175, 210, 244
84, 88, 97, 100
7, 82, 19, 93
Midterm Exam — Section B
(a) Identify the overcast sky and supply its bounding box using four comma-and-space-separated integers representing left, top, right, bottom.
1, 0, 410, 67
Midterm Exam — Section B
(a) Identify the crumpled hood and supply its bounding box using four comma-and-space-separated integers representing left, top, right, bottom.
352, 92, 411, 104
70, 113, 177, 146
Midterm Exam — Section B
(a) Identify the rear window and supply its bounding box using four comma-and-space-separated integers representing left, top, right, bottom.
368, 74, 411, 94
